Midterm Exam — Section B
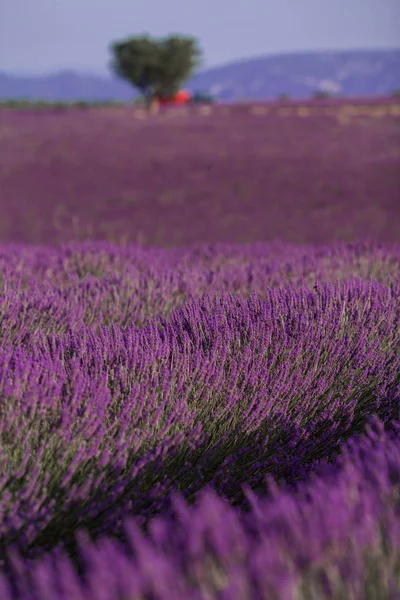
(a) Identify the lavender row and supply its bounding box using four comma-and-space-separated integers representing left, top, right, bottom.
0, 241, 399, 598
0, 240, 399, 341
1, 415, 399, 600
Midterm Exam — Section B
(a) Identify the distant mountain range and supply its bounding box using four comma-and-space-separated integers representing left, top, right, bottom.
1, 49, 399, 102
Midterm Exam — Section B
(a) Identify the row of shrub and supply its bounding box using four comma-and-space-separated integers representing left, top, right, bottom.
1, 90, 398, 111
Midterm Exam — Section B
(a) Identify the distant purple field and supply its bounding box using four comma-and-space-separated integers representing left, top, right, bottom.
0, 100, 400, 598
0, 240, 399, 599
0, 98, 399, 247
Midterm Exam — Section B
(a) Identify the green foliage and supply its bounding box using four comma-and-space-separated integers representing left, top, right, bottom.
391, 89, 400, 97
314, 90, 333, 99
0, 99, 126, 110
190, 91, 215, 104
132, 95, 146, 106
278, 93, 290, 101
53, 102, 68, 111
109, 33, 202, 105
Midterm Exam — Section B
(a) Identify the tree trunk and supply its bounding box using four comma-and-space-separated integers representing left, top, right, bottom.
144, 95, 159, 114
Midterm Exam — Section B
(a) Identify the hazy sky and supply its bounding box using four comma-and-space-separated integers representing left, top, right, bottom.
1, 0, 399, 75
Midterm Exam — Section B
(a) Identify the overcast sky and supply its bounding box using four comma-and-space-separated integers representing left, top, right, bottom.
1, 0, 399, 76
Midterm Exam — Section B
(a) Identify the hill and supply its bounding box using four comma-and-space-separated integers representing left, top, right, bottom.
0, 48, 399, 102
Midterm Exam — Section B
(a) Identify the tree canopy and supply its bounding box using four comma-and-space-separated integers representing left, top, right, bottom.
109, 34, 202, 106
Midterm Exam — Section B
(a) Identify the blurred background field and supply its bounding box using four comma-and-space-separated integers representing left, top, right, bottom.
0, 96, 399, 248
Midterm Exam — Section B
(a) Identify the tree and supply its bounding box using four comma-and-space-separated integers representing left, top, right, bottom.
109, 34, 202, 109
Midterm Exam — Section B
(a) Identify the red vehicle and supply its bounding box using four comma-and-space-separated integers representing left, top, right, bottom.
157, 90, 192, 106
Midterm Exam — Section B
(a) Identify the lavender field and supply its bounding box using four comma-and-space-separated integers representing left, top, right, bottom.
0, 99, 400, 599
0, 98, 399, 247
